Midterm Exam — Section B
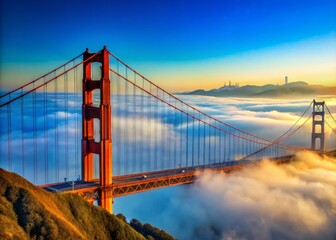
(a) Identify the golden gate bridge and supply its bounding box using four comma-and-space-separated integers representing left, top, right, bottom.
0, 46, 335, 213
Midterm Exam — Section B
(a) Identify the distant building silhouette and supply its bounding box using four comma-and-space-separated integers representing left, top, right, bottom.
221, 81, 239, 91
285, 76, 288, 85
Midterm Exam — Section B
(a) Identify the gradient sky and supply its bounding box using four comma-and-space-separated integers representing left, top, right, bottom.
1, 0, 335, 92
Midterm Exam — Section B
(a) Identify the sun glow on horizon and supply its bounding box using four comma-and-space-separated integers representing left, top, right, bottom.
1, 35, 335, 94
131, 34, 336, 92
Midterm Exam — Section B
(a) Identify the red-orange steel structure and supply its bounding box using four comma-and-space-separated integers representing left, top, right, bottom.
311, 100, 325, 153
1, 46, 335, 215
53, 156, 295, 202
82, 46, 112, 213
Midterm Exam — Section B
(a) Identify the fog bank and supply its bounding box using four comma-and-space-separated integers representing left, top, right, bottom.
159, 151, 336, 240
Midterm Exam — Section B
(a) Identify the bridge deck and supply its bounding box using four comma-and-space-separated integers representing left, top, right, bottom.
43, 158, 292, 199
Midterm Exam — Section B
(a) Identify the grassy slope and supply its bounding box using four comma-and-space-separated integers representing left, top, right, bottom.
0, 168, 146, 240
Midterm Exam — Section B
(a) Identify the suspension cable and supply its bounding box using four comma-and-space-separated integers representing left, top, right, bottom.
240, 113, 312, 160
109, 67, 304, 151
325, 119, 336, 131
0, 53, 99, 108
273, 100, 313, 141
0, 53, 83, 99
325, 103, 336, 124
108, 51, 274, 144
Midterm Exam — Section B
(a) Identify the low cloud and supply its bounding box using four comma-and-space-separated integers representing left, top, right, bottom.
155, 151, 336, 240
1, 94, 335, 184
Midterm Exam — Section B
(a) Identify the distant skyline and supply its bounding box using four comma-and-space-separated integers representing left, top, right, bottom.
1, 0, 335, 92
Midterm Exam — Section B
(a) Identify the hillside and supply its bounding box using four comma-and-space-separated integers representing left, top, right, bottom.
0, 169, 173, 240
181, 81, 336, 98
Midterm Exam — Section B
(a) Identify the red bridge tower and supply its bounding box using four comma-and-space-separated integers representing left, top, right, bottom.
82, 47, 112, 213
311, 100, 325, 153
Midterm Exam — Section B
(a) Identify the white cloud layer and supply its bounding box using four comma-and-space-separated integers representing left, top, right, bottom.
136, 151, 336, 240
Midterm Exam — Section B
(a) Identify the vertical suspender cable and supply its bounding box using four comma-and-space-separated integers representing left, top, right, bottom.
166, 93, 170, 170
203, 115, 206, 168
55, 73, 59, 182
192, 110, 195, 167
44, 77, 48, 183
223, 127, 225, 163
214, 122, 217, 164
219, 122, 222, 163
33, 85, 37, 184
125, 68, 128, 174
133, 72, 136, 173
148, 86, 151, 172
179, 102, 182, 169
141, 77, 144, 173
198, 112, 201, 166
65, 71, 69, 179
162, 92, 166, 170
208, 117, 210, 167
174, 98, 177, 170
148, 84, 151, 172
245, 134, 248, 157
237, 132, 240, 160
7, 100, 12, 172
116, 62, 121, 175
218, 125, 220, 164
155, 87, 158, 171
21, 88, 25, 177
152, 86, 155, 171
159, 89, 161, 170
186, 108, 189, 168
149, 85, 152, 171
74, 64, 78, 179
233, 130, 236, 161
228, 127, 231, 164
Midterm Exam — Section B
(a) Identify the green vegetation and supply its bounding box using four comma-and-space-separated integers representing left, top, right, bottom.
0, 169, 174, 240
129, 219, 174, 240
116, 214, 174, 240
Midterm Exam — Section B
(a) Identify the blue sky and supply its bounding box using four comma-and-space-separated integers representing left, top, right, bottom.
1, 0, 335, 91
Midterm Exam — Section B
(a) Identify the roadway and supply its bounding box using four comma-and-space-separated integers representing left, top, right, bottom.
42, 159, 264, 194
42, 150, 336, 197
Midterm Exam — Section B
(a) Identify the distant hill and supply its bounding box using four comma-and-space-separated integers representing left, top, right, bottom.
180, 81, 336, 97
0, 169, 173, 240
